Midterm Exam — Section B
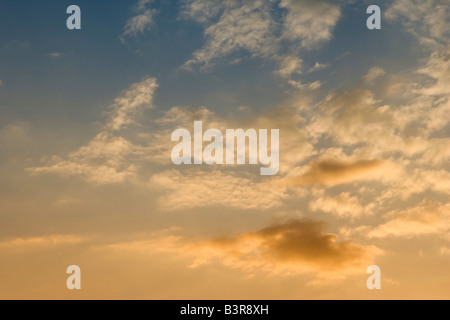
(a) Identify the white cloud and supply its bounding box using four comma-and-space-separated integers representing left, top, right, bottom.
182, 0, 278, 71
29, 132, 140, 185
309, 191, 373, 219
416, 50, 450, 96
107, 77, 158, 131
362, 67, 386, 84
386, 0, 450, 47
150, 169, 288, 211
122, 0, 156, 39
28, 77, 158, 185
308, 62, 329, 73
305, 88, 396, 147
0, 235, 86, 250
419, 138, 450, 166
123, 10, 154, 37
280, 0, 341, 48
276, 55, 303, 78
308, 80, 321, 90
182, 0, 342, 71
180, 0, 222, 24
26, 46, 450, 218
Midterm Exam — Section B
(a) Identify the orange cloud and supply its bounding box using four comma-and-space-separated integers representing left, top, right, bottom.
111, 220, 381, 280
150, 169, 287, 210
287, 159, 386, 186
366, 202, 450, 239
309, 191, 373, 219
188, 219, 382, 280
0, 235, 86, 251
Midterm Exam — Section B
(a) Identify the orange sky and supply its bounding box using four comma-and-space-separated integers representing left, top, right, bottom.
0, 0, 449, 299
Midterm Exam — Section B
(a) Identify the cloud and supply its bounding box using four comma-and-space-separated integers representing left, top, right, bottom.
182, 0, 278, 71
416, 50, 450, 96
376, 168, 450, 202
107, 77, 158, 131
2, 0, 450, 299
305, 88, 396, 148
419, 138, 450, 166
109, 220, 382, 280
276, 55, 303, 78
301, 71, 447, 164
122, 0, 155, 38
182, 0, 341, 71
309, 191, 373, 219
26, 48, 449, 219
279, 0, 341, 48
137, 98, 317, 210
180, 0, 222, 24
123, 10, 154, 37
385, 0, 450, 47
139, 101, 313, 210
150, 169, 287, 211
308, 62, 329, 73
366, 202, 450, 239
190, 219, 382, 279
27, 75, 308, 198
0, 235, 86, 251
288, 159, 386, 187
28, 77, 158, 185
362, 67, 386, 84
28, 132, 140, 185
136, 0, 152, 10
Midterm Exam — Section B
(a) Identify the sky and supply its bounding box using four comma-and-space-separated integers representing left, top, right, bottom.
0, 0, 449, 299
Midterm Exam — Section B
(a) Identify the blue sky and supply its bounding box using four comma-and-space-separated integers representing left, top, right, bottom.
0, 0, 426, 126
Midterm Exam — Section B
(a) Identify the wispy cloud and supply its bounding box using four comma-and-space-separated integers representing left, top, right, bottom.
309, 191, 374, 219
0, 235, 86, 250
279, 0, 341, 48
150, 169, 287, 211
308, 62, 329, 73
386, 0, 450, 48
29, 132, 140, 185
28, 77, 158, 185
182, 0, 278, 71
122, 0, 156, 39
180, 0, 222, 24
362, 66, 386, 84
276, 55, 303, 78
107, 77, 158, 131
47, 52, 63, 59
181, 0, 341, 72
360, 202, 450, 239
